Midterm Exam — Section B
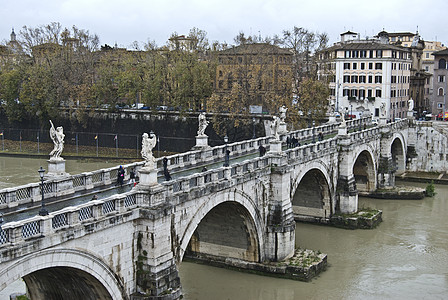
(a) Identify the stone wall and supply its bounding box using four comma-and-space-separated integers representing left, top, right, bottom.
407, 122, 448, 172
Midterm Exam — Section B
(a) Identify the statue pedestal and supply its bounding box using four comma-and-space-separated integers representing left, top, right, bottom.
338, 125, 347, 136
407, 111, 414, 120
278, 122, 287, 134
138, 167, 158, 187
269, 140, 282, 153
192, 135, 209, 150
47, 158, 68, 177
379, 117, 387, 126
328, 115, 337, 123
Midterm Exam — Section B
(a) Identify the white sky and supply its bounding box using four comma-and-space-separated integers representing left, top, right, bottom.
2, 0, 448, 48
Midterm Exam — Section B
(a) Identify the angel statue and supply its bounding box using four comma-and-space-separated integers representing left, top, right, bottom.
270, 116, 280, 141
408, 99, 414, 112
141, 132, 157, 169
197, 112, 209, 136
279, 105, 288, 123
380, 102, 386, 118
49, 120, 64, 160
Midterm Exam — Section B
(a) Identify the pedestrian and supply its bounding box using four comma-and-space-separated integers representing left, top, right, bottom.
91, 194, 98, 200
286, 136, 291, 148
202, 166, 207, 172
129, 168, 136, 186
259, 145, 266, 157
117, 165, 125, 187
163, 157, 171, 181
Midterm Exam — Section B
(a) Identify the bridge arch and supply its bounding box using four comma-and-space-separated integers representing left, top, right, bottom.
291, 162, 333, 218
390, 133, 406, 173
179, 188, 265, 263
0, 248, 126, 300
352, 146, 377, 193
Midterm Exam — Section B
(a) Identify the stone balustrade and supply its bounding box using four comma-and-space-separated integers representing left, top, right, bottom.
0, 191, 138, 248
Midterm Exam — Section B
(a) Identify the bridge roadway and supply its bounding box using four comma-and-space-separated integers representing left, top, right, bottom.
1, 116, 403, 300
0, 117, 368, 223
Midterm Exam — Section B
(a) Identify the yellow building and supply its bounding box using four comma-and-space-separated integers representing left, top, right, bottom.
214, 43, 292, 111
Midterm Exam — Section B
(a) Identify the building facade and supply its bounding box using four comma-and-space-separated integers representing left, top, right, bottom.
326, 31, 413, 121
214, 43, 292, 111
432, 49, 448, 117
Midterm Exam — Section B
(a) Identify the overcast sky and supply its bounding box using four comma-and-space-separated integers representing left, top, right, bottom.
2, 0, 448, 49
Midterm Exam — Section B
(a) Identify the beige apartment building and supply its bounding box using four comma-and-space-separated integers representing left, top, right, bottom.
325, 31, 413, 121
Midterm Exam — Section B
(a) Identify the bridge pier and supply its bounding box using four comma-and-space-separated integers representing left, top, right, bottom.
337, 130, 358, 214
378, 126, 396, 188
266, 153, 295, 261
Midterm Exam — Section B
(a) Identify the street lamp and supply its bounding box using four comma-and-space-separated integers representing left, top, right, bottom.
38, 166, 48, 216
223, 135, 229, 167
252, 117, 256, 139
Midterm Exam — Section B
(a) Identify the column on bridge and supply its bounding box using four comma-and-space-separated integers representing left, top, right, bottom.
131, 189, 182, 299
336, 131, 358, 214
378, 126, 396, 188
265, 152, 295, 262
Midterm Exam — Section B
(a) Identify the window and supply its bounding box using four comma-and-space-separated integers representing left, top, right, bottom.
359, 75, 366, 83
439, 59, 446, 69
218, 80, 223, 88
219, 70, 223, 77
376, 50, 383, 58
376, 89, 382, 97
344, 63, 350, 70
360, 50, 367, 58
438, 75, 445, 82
330, 88, 335, 96
351, 89, 358, 97
368, 62, 373, 69
360, 63, 365, 70
343, 89, 350, 96
438, 103, 443, 109
439, 88, 444, 96
369, 50, 374, 58
351, 75, 358, 83
343, 75, 350, 83
375, 108, 379, 117
375, 75, 382, 83
359, 89, 365, 99
375, 63, 382, 70
368, 89, 373, 97
425, 66, 429, 71
368, 75, 373, 83
391, 76, 397, 83
353, 63, 357, 70
238, 57, 243, 63
345, 51, 350, 58
391, 90, 396, 97
426, 53, 430, 58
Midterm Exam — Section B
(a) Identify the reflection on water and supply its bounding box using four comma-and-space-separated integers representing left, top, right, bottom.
1, 157, 447, 299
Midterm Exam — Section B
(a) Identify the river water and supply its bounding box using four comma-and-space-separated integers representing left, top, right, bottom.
1, 157, 447, 299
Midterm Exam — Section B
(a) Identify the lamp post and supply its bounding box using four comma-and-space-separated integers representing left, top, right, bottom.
252, 117, 256, 139
223, 135, 229, 167
38, 166, 48, 216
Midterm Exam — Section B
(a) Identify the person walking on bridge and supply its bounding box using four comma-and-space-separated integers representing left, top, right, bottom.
117, 165, 125, 187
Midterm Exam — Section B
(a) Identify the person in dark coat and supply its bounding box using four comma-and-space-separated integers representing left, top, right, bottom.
163, 157, 172, 181
117, 165, 125, 186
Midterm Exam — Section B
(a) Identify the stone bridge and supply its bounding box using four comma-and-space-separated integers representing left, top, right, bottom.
0, 117, 441, 300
